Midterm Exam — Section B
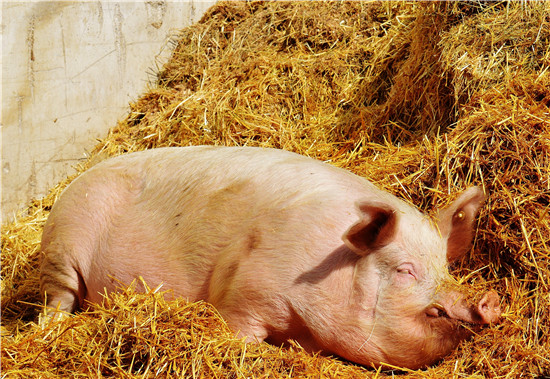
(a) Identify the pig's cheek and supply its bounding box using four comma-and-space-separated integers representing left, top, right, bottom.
393, 270, 417, 288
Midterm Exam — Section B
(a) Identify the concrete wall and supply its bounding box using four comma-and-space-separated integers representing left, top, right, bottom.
1, 1, 215, 223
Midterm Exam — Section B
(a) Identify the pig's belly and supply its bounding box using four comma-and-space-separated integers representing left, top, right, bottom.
82, 221, 215, 305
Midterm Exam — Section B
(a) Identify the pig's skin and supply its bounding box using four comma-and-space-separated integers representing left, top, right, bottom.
40, 146, 501, 369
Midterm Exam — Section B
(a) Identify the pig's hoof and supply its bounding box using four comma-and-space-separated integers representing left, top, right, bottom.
38, 309, 69, 329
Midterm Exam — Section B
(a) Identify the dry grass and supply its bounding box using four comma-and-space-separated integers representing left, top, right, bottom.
2, 1, 549, 377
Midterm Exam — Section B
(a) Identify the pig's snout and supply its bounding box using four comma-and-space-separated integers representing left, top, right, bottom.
477, 290, 501, 324
435, 289, 501, 326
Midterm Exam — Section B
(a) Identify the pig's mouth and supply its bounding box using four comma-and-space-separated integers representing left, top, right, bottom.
425, 302, 449, 319
425, 303, 485, 339
425, 303, 467, 326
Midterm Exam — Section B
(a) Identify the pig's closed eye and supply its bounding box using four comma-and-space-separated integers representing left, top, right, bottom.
396, 264, 416, 279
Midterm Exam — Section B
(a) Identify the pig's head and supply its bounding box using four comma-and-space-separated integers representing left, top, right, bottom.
341, 187, 501, 369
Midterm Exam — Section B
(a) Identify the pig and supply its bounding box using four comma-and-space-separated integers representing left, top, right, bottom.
39, 146, 501, 369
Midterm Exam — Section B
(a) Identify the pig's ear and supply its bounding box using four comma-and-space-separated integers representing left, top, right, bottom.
436, 187, 486, 262
343, 201, 397, 255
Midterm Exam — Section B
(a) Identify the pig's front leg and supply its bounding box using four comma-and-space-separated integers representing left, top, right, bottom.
220, 311, 270, 343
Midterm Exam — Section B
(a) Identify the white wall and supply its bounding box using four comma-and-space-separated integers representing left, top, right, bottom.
1, 1, 215, 222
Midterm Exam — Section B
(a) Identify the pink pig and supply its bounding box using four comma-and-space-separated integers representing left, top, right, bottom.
40, 146, 500, 369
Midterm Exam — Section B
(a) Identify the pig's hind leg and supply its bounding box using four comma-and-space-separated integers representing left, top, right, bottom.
39, 241, 86, 325
38, 166, 143, 326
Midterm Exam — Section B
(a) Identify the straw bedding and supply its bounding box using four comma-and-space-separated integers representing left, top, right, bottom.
2, 1, 549, 377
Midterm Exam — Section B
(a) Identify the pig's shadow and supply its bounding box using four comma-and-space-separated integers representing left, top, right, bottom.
294, 245, 357, 285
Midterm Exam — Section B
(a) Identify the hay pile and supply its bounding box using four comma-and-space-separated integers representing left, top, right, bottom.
2, 1, 549, 377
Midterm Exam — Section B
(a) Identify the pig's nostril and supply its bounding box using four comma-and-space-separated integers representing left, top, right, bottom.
477, 291, 501, 324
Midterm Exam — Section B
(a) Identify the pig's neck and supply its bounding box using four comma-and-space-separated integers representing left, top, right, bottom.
287, 246, 384, 362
